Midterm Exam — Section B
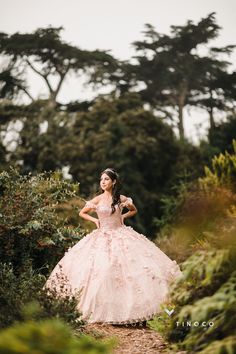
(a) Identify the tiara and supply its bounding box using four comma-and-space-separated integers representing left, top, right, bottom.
104, 168, 117, 175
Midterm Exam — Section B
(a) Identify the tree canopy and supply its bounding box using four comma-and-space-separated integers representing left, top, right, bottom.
108, 13, 236, 139
0, 27, 117, 106
0, 14, 235, 234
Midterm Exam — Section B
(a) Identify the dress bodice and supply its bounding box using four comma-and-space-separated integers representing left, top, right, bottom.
96, 205, 123, 230
84, 198, 133, 231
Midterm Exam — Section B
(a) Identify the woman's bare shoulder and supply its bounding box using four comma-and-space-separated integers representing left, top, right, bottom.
90, 194, 102, 204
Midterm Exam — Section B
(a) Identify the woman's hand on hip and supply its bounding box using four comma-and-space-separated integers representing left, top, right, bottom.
94, 219, 100, 229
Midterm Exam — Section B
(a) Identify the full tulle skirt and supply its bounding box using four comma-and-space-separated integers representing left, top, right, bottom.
44, 225, 182, 324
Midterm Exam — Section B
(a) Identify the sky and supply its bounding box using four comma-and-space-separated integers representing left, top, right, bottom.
1, 0, 236, 142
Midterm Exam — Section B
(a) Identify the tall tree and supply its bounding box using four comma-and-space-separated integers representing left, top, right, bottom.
208, 113, 236, 154
0, 66, 24, 100
0, 27, 117, 107
120, 13, 235, 139
192, 68, 236, 129
57, 94, 204, 235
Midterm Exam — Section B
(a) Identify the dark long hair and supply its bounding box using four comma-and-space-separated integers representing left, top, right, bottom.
100, 168, 121, 214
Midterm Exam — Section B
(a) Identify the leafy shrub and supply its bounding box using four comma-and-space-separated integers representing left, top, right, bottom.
149, 138, 236, 353
0, 315, 116, 354
173, 270, 236, 352
198, 335, 236, 354
171, 249, 236, 306
0, 262, 84, 330
155, 140, 236, 262
148, 253, 236, 352
199, 139, 236, 193
0, 168, 85, 273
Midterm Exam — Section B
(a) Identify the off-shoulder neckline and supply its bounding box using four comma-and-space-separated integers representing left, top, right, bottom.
96, 203, 121, 208
85, 198, 131, 209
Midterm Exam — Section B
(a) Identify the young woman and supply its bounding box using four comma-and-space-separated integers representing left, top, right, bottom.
44, 168, 182, 324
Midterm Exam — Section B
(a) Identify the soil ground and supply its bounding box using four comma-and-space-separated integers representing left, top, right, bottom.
84, 322, 187, 354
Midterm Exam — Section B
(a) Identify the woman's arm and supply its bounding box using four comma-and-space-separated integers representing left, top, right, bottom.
120, 195, 137, 221
79, 196, 100, 228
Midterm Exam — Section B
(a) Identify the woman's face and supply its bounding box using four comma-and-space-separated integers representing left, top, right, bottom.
100, 173, 114, 192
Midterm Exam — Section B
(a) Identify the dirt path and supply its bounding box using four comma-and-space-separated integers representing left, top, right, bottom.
84, 322, 186, 354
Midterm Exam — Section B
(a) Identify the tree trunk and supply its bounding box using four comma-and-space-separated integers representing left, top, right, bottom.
26, 59, 70, 108
209, 107, 215, 130
178, 102, 185, 140
47, 92, 58, 109
209, 90, 215, 130
177, 81, 188, 140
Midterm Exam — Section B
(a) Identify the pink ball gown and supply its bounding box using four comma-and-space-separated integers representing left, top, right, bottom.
44, 198, 182, 324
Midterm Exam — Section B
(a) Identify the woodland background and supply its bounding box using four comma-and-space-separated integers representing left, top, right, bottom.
0, 13, 236, 353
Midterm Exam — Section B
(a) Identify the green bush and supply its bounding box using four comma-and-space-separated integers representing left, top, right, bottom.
199, 139, 236, 193
155, 140, 236, 262
0, 168, 84, 273
174, 270, 236, 352
148, 253, 236, 352
198, 335, 236, 354
171, 249, 236, 306
149, 133, 236, 354
0, 316, 116, 354
0, 262, 84, 329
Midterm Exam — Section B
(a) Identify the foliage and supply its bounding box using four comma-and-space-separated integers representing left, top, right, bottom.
0, 27, 117, 106
155, 140, 236, 260
150, 142, 236, 352
0, 15, 235, 139
155, 188, 236, 265
208, 114, 236, 155
0, 66, 25, 100
148, 251, 236, 352
59, 94, 204, 235
0, 95, 206, 235
0, 313, 116, 354
0, 96, 205, 235
0, 262, 84, 329
0, 168, 84, 273
198, 336, 236, 354
125, 13, 236, 138
171, 249, 236, 305
199, 139, 236, 192
0, 142, 7, 170
172, 270, 236, 352
1, 16, 235, 234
